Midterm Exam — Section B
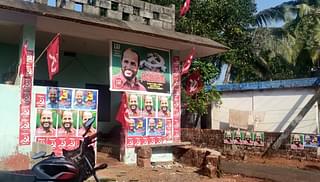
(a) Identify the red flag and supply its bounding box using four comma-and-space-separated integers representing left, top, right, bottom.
180, 0, 191, 17
47, 34, 60, 80
19, 41, 28, 76
116, 93, 129, 129
185, 70, 203, 96
181, 47, 195, 75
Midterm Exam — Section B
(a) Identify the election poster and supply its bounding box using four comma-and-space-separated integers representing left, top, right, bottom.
110, 41, 171, 94
34, 86, 98, 156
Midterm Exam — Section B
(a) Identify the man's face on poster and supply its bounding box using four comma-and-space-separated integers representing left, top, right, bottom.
305, 135, 311, 144
149, 119, 155, 130
62, 111, 73, 131
144, 96, 153, 113
256, 133, 262, 143
41, 110, 53, 131
121, 49, 139, 81
82, 111, 93, 127
225, 131, 232, 142
75, 90, 83, 104
235, 131, 241, 142
49, 88, 58, 103
160, 97, 169, 112
129, 95, 138, 112
293, 134, 301, 146
245, 132, 251, 143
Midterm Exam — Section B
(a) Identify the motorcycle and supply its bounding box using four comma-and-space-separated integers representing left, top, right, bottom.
0, 117, 107, 182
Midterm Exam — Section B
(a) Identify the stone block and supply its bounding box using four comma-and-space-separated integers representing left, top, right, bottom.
140, 10, 153, 19
120, 0, 131, 5
34, 0, 48, 4
137, 158, 151, 168
150, 4, 163, 13
119, 4, 133, 14
163, 6, 175, 15
203, 164, 217, 178
150, 19, 163, 29
73, 0, 87, 4
163, 22, 173, 30
206, 155, 220, 167
99, 0, 111, 9
131, 0, 144, 9
136, 146, 152, 159
160, 13, 173, 23
144, 2, 151, 11
108, 10, 123, 20
83, 4, 100, 16
129, 15, 144, 24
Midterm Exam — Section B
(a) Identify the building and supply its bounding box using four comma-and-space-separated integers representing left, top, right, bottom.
0, 0, 227, 169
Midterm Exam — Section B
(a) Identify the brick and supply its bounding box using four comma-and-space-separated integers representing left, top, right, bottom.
136, 146, 152, 159
129, 15, 144, 24
137, 158, 151, 168
163, 6, 174, 15
120, 0, 131, 5
140, 10, 153, 19
99, 0, 111, 9
150, 4, 163, 13
119, 4, 133, 14
150, 19, 163, 28
160, 13, 172, 23
108, 10, 122, 20
131, 0, 144, 9
83, 4, 100, 16
163, 22, 173, 31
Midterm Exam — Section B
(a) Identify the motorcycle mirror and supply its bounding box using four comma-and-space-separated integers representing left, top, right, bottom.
84, 117, 95, 129
32, 151, 46, 160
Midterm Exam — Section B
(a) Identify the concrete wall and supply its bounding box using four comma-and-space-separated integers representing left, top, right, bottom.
35, 0, 175, 31
212, 88, 318, 134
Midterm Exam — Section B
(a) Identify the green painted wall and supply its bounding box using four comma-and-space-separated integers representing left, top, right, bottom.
0, 43, 19, 83
34, 52, 109, 88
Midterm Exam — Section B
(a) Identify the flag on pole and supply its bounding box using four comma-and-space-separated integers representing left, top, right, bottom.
19, 41, 28, 76
116, 93, 130, 130
181, 47, 195, 75
185, 70, 203, 95
180, 0, 191, 17
47, 34, 60, 80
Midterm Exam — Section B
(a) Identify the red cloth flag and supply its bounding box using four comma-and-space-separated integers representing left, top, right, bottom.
116, 93, 130, 130
181, 47, 195, 75
185, 70, 203, 96
19, 41, 28, 76
180, 0, 191, 17
47, 34, 60, 80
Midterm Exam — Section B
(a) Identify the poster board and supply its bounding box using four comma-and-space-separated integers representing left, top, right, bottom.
110, 41, 171, 94
34, 86, 98, 156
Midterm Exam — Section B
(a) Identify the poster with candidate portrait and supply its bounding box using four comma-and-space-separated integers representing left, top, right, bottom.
127, 118, 146, 136
34, 86, 98, 156
110, 41, 171, 94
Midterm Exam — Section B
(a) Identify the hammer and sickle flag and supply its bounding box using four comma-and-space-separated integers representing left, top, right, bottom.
47, 34, 60, 80
185, 70, 203, 96
180, 0, 191, 17
181, 47, 195, 75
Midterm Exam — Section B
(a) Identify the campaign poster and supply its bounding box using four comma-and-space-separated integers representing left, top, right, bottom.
157, 95, 172, 118
303, 134, 318, 148
142, 95, 156, 117
147, 118, 166, 136
233, 129, 244, 145
58, 88, 72, 109
127, 118, 146, 136
243, 131, 254, 146
57, 110, 78, 137
34, 86, 98, 156
223, 130, 233, 144
290, 134, 304, 150
127, 93, 142, 118
253, 132, 265, 147
35, 109, 58, 137
73, 89, 98, 110
78, 111, 97, 137
110, 41, 171, 94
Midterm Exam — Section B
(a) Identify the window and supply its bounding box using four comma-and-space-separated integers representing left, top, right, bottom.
133, 7, 140, 16
100, 8, 107, 17
111, 1, 119, 11
143, 17, 150, 25
122, 12, 129, 21
74, 3, 83, 12
47, 0, 57, 7
87, 0, 96, 6
153, 12, 160, 20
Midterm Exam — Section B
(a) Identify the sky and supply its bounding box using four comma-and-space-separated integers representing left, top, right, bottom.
256, 0, 289, 12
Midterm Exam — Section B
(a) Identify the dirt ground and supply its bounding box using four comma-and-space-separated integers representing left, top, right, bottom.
92, 152, 267, 182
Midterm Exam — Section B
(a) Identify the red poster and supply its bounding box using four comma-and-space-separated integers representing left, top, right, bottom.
172, 56, 181, 143
35, 94, 46, 108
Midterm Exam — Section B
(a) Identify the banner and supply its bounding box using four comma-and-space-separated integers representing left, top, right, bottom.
19, 50, 34, 145
110, 41, 171, 94
47, 34, 60, 80
34, 86, 98, 156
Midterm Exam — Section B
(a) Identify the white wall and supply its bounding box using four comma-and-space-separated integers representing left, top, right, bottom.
211, 88, 318, 134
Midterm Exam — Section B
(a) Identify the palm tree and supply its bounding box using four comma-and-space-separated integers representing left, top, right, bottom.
254, 0, 320, 66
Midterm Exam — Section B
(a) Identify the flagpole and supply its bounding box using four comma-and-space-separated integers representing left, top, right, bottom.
34, 33, 60, 65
